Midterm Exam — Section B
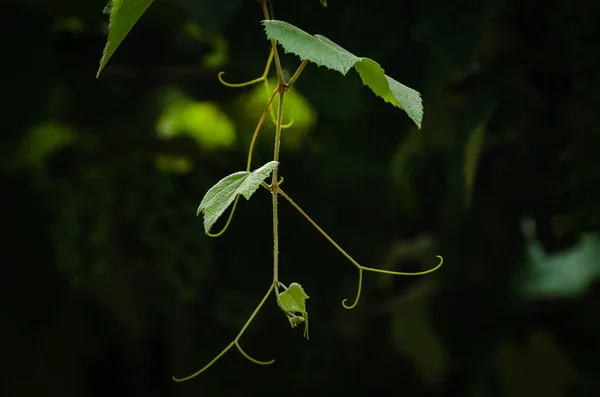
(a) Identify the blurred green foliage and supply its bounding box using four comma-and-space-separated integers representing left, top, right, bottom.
2, 0, 600, 396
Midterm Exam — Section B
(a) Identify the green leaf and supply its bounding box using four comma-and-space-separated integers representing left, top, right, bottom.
97, 0, 155, 78
262, 20, 423, 128
197, 161, 278, 233
278, 282, 310, 339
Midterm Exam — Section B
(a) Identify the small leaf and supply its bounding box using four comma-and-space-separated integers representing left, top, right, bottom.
197, 161, 278, 232
262, 20, 423, 128
278, 283, 310, 339
279, 283, 309, 313
97, 0, 155, 78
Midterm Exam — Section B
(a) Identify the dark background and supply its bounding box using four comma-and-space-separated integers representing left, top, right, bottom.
2, 0, 600, 396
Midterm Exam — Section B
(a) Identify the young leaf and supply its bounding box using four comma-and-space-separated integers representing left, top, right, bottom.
262, 20, 423, 128
278, 283, 310, 339
197, 161, 279, 233
97, 0, 155, 78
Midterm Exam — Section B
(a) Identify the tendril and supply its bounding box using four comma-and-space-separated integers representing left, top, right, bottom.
235, 341, 275, 365
172, 341, 235, 382
341, 267, 363, 309
264, 78, 293, 128
281, 117, 294, 128
218, 71, 265, 88
171, 284, 275, 382
247, 87, 279, 171
206, 195, 240, 237
277, 187, 444, 310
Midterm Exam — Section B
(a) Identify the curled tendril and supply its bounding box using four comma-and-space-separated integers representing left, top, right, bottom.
276, 188, 445, 310
342, 267, 363, 309
341, 255, 444, 310
172, 284, 275, 382
218, 71, 265, 88
217, 49, 274, 89
280, 117, 294, 128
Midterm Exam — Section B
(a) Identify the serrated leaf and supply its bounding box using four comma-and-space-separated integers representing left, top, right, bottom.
278, 282, 310, 339
237, 161, 279, 200
197, 161, 278, 233
262, 20, 423, 128
97, 0, 155, 78
279, 283, 309, 313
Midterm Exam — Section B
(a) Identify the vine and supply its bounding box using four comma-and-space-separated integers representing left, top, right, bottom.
96, 0, 443, 382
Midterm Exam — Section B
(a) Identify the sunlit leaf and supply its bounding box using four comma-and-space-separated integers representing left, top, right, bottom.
197, 161, 278, 232
262, 20, 423, 127
97, 0, 155, 77
156, 92, 236, 150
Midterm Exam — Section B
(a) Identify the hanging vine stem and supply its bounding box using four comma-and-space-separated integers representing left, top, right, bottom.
173, 2, 309, 380
276, 187, 444, 309
172, 283, 276, 382
259, 0, 287, 304
176, 0, 441, 382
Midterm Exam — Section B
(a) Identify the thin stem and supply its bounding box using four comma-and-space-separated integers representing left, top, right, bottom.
259, 0, 287, 291
277, 188, 362, 270
261, 0, 284, 82
264, 73, 294, 128
271, 90, 285, 285
286, 60, 308, 90
172, 341, 236, 382
247, 87, 279, 171
172, 283, 275, 382
236, 283, 275, 336
263, 48, 275, 77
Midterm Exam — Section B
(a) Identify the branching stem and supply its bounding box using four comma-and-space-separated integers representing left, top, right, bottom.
172, 283, 276, 382
277, 187, 443, 309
